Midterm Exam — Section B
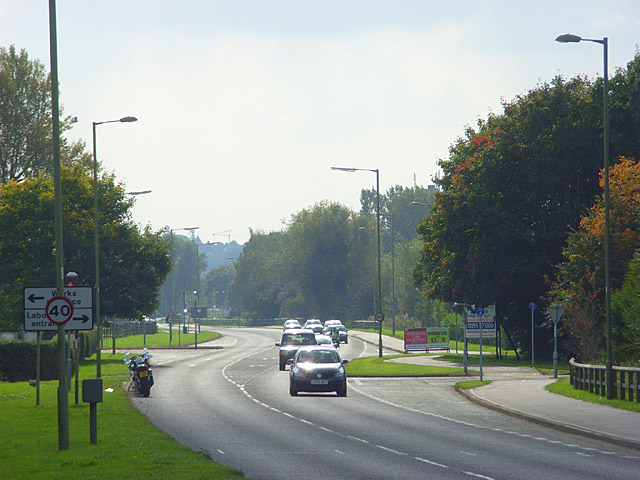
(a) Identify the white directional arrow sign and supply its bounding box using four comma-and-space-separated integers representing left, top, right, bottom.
24, 286, 93, 331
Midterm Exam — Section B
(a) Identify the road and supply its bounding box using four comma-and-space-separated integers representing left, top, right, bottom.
130, 327, 640, 480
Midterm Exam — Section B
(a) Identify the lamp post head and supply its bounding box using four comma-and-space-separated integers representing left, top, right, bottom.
331, 166, 357, 172
555, 33, 582, 43
119, 116, 138, 123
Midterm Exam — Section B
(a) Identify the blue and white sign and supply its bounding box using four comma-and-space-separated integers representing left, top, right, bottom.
529, 302, 537, 311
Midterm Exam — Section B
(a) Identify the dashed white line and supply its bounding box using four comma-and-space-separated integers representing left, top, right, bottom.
461, 451, 477, 456
464, 472, 496, 480
414, 457, 449, 469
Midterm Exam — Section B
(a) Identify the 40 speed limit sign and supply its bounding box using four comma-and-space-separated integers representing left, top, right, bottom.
45, 296, 74, 325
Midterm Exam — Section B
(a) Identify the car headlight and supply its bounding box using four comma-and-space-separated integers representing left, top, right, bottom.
333, 367, 345, 378
292, 367, 306, 379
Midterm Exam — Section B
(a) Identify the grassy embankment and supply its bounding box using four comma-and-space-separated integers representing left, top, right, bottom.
0, 330, 245, 480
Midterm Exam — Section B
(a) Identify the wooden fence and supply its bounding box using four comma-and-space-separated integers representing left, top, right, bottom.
569, 357, 640, 402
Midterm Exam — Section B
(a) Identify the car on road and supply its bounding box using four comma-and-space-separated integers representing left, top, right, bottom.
303, 319, 324, 334
275, 329, 317, 371
288, 345, 348, 397
314, 334, 333, 345
283, 319, 301, 330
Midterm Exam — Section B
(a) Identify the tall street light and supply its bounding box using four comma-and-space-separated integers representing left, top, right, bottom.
556, 33, 612, 399
93, 115, 137, 378
332, 166, 383, 357
170, 227, 200, 318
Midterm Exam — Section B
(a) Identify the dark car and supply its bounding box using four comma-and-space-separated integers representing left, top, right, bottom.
275, 329, 317, 371
288, 345, 348, 397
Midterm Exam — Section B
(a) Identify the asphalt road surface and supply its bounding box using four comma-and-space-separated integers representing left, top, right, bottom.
130, 327, 640, 480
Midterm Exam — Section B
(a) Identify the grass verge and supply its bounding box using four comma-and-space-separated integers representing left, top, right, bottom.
0, 353, 245, 479
345, 355, 467, 376
113, 329, 220, 349
456, 380, 491, 390
546, 377, 640, 413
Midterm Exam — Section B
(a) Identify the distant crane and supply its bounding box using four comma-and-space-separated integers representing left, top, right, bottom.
213, 230, 232, 244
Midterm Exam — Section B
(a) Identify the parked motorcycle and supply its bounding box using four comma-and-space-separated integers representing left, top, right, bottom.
124, 348, 154, 397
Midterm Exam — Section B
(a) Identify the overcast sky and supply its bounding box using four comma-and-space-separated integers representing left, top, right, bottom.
1, 1, 639, 244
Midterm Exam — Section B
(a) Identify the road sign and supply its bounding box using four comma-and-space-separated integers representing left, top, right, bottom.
24, 286, 93, 331
375, 312, 384, 322
46, 296, 73, 324
465, 310, 496, 338
529, 302, 537, 311
547, 304, 565, 324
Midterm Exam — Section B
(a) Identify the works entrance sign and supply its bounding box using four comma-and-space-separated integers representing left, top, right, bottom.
24, 286, 93, 331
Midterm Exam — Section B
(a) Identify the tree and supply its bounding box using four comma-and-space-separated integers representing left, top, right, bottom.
285, 201, 372, 319
550, 157, 640, 362
228, 230, 287, 319
0, 45, 85, 184
414, 75, 604, 354
0, 165, 170, 330
202, 266, 234, 309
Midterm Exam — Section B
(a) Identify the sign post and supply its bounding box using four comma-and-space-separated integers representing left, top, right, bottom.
547, 305, 565, 378
529, 302, 537, 367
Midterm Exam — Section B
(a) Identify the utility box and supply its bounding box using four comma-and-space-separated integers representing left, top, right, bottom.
82, 378, 103, 403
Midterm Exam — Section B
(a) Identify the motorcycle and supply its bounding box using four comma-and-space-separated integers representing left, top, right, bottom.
124, 348, 154, 397
331, 334, 340, 348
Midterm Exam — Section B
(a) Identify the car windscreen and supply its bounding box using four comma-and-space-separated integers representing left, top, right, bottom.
297, 349, 340, 364
281, 333, 316, 346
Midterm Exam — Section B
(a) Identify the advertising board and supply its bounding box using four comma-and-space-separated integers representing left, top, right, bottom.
404, 327, 450, 352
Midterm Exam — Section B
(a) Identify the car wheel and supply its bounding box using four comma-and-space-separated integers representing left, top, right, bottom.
337, 386, 347, 397
290, 386, 298, 396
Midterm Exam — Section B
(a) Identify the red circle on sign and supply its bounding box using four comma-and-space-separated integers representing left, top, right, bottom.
46, 296, 74, 324
375, 312, 384, 322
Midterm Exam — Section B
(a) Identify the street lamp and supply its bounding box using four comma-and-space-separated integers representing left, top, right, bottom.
381, 213, 396, 336
127, 190, 152, 196
332, 166, 383, 357
169, 226, 200, 317
556, 33, 613, 399
93, 115, 137, 378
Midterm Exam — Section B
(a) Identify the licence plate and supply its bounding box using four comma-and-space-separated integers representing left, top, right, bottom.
138, 370, 149, 378
310, 379, 328, 385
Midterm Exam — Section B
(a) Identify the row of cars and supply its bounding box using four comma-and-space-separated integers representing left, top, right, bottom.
276, 319, 349, 397
283, 318, 349, 343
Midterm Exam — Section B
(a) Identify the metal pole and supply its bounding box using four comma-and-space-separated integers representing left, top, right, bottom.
375, 170, 383, 358
463, 308, 468, 375
390, 214, 395, 337
49, 0, 69, 450
92, 121, 102, 378
553, 320, 558, 378
602, 37, 613, 399
531, 308, 535, 368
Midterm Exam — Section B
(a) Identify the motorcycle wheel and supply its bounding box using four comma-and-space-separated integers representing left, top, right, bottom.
139, 377, 151, 397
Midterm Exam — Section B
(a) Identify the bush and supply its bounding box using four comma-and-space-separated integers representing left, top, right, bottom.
0, 339, 59, 382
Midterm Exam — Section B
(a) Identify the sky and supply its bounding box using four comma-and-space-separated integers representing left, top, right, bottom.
1, 1, 639, 244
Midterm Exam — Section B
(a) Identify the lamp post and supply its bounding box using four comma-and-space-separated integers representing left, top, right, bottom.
195, 241, 223, 313
332, 166, 383, 357
556, 33, 612, 399
381, 213, 396, 336
93, 115, 137, 377
169, 227, 199, 315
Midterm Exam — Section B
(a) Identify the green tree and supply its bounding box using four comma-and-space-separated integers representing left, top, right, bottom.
285, 201, 372, 319
0, 45, 87, 184
202, 265, 234, 309
0, 165, 170, 330
550, 157, 640, 362
414, 74, 604, 355
228, 230, 287, 319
